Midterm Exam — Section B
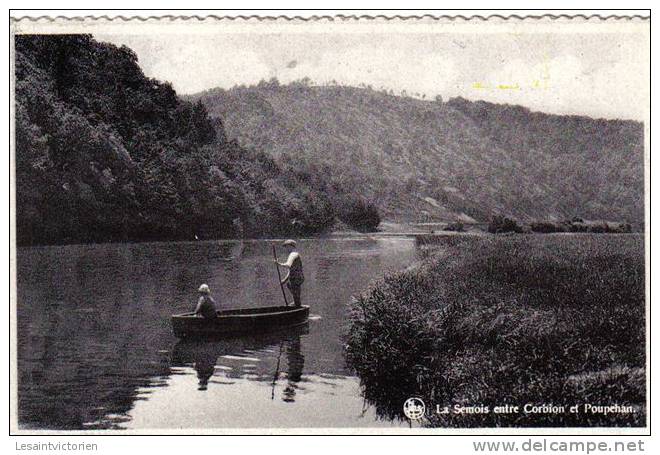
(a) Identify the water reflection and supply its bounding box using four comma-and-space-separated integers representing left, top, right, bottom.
282, 336, 304, 402
171, 325, 308, 398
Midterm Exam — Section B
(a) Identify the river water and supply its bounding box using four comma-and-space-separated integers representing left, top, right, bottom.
16, 237, 419, 430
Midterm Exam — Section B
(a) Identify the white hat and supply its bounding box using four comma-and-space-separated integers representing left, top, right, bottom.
282, 239, 297, 247
198, 284, 210, 294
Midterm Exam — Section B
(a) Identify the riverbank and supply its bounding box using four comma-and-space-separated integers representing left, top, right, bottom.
345, 234, 646, 427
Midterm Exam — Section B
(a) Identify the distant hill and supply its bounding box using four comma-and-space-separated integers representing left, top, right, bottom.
190, 80, 644, 227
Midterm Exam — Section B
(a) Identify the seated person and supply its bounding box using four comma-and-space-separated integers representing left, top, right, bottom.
194, 284, 218, 319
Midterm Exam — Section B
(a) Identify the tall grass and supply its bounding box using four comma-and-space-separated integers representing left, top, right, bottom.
345, 235, 645, 427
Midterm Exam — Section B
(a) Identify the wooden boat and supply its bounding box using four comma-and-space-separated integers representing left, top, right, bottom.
171, 305, 310, 339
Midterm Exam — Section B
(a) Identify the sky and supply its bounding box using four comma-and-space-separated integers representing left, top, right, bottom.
96, 27, 649, 121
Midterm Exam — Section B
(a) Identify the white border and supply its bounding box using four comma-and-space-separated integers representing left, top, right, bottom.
3, 5, 655, 451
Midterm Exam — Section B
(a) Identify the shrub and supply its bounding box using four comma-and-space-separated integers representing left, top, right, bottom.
568, 220, 633, 234
337, 198, 381, 232
487, 214, 524, 233
443, 221, 464, 232
530, 220, 568, 233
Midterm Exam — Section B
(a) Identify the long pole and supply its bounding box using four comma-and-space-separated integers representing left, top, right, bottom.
272, 244, 289, 306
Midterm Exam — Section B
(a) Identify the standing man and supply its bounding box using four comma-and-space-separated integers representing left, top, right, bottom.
275, 240, 305, 307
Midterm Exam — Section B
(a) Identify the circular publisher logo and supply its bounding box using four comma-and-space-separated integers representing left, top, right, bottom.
403, 397, 426, 420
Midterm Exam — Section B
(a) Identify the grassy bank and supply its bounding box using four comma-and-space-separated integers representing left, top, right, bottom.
345, 234, 645, 427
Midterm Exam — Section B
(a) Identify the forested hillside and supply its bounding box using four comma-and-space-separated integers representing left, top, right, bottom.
15, 35, 644, 246
15, 35, 366, 246
191, 80, 644, 227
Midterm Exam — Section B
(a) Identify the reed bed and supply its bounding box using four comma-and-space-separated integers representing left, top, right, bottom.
346, 234, 645, 427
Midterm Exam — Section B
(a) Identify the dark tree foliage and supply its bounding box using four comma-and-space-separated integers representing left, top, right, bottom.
15, 34, 355, 245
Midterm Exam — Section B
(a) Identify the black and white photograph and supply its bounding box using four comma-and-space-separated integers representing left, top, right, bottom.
9, 12, 650, 435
